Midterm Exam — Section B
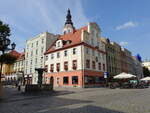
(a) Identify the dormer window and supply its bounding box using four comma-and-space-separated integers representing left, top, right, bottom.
58, 42, 60, 47
56, 40, 63, 49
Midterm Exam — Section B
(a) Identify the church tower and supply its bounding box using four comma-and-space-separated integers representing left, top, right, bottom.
63, 9, 75, 34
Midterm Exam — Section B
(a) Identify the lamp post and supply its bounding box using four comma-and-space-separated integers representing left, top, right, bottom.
0, 37, 16, 83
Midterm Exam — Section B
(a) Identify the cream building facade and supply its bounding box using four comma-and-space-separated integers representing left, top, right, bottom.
44, 9, 106, 87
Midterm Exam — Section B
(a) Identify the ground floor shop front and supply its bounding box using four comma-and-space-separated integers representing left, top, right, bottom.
45, 70, 105, 88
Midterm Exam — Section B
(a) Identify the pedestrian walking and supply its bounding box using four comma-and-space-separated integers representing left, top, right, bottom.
18, 81, 21, 91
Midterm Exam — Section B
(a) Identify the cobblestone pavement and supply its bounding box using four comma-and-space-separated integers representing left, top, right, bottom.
0, 86, 150, 113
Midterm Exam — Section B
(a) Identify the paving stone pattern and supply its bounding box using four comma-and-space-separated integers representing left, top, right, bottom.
0, 86, 150, 113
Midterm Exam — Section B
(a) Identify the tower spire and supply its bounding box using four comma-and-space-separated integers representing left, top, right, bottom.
65, 8, 73, 26
63, 9, 75, 34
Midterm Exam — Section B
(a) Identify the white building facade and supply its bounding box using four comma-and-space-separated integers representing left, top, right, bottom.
24, 32, 58, 84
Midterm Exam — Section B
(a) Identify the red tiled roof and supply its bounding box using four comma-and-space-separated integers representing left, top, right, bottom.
9, 50, 25, 60
18, 52, 25, 60
45, 26, 88, 54
9, 50, 21, 58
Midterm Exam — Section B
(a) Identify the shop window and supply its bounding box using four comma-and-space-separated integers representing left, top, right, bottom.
63, 76, 69, 84
72, 76, 78, 84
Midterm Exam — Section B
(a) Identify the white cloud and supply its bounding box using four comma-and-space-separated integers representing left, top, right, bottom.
0, 0, 89, 52
119, 41, 128, 46
116, 21, 138, 30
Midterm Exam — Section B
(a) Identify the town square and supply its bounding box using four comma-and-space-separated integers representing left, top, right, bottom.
0, 0, 150, 113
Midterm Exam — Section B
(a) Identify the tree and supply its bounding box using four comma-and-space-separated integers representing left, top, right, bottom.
0, 20, 11, 39
143, 67, 150, 77
0, 20, 11, 83
0, 53, 17, 64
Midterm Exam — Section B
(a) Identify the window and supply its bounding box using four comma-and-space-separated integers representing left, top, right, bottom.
91, 39, 94, 45
57, 52, 60, 58
63, 77, 69, 84
56, 63, 60, 72
86, 60, 90, 68
92, 61, 95, 69
30, 68, 32, 73
73, 48, 76, 55
58, 41, 60, 47
98, 63, 101, 70
72, 76, 78, 84
35, 58, 37, 64
21, 61, 23, 66
18, 62, 20, 66
41, 47, 44, 53
45, 56, 48, 61
30, 60, 32, 65
45, 65, 48, 72
31, 51, 33, 56
51, 54, 54, 59
26, 52, 28, 58
36, 41, 38, 46
92, 50, 95, 56
103, 64, 105, 71
42, 39, 44, 44
72, 60, 77, 70
26, 61, 28, 66
36, 49, 38, 55
64, 61, 68, 70
50, 64, 54, 72
32, 43, 33, 47
98, 52, 100, 58
64, 50, 67, 56
102, 54, 105, 60
86, 48, 89, 54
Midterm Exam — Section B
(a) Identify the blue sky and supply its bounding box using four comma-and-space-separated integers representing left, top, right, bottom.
0, 0, 150, 60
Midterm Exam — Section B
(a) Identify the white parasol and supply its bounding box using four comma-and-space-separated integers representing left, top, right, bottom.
114, 72, 136, 79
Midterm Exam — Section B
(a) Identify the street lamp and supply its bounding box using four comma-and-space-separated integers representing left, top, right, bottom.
11, 42, 16, 50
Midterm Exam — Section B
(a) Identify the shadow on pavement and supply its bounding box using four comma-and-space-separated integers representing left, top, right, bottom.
0, 88, 76, 104
38, 105, 125, 113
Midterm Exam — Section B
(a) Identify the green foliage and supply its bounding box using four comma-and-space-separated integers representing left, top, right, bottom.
0, 20, 11, 39
0, 53, 17, 64
143, 67, 150, 77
